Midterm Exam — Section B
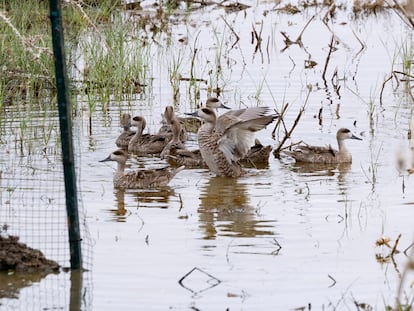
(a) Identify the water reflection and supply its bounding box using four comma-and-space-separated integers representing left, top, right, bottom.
107, 187, 176, 221
290, 162, 351, 192
198, 176, 275, 239
110, 189, 128, 221
291, 162, 350, 179
0, 270, 58, 299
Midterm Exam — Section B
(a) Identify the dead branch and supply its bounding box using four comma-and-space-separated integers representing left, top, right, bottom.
280, 15, 315, 52
221, 16, 240, 49
380, 71, 414, 106
380, 74, 394, 106
271, 102, 289, 140
351, 28, 366, 56
322, 35, 335, 84
273, 86, 312, 157
391, 0, 414, 29
391, 234, 402, 257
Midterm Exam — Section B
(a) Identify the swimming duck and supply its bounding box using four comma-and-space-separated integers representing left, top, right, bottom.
99, 149, 184, 189
284, 128, 362, 164
115, 113, 136, 149
128, 116, 168, 156
160, 117, 186, 159
167, 139, 272, 169
189, 106, 277, 177
161, 116, 207, 168
158, 106, 188, 142
167, 148, 207, 168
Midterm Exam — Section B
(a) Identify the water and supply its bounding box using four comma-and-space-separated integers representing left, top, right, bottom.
1, 1, 414, 310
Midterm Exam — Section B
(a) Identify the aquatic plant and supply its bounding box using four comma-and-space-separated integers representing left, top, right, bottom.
0, 80, 3, 130
380, 36, 414, 106
361, 142, 382, 192
79, 13, 151, 101
400, 38, 414, 76
167, 48, 185, 104
0, 1, 54, 100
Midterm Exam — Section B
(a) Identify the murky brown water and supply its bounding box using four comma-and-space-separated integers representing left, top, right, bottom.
1, 0, 414, 310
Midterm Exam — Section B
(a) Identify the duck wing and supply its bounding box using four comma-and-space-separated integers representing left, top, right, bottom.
217, 112, 277, 163
285, 144, 338, 163
121, 166, 184, 188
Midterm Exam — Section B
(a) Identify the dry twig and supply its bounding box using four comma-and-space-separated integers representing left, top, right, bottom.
272, 86, 312, 157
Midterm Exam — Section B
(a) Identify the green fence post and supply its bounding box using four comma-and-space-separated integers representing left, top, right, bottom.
49, 0, 82, 270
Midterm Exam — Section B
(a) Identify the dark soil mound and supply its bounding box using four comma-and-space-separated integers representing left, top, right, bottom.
0, 235, 60, 272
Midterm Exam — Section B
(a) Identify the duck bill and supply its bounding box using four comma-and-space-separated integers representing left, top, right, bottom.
351, 134, 362, 140
99, 155, 112, 162
184, 111, 199, 117
219, 103, 231, 109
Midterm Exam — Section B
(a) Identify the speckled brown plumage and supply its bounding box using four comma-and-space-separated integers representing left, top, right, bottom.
115, 113, 135, 149
195, 106, 277, 177
128, 116, 168, 156
285, 128, 361, 164
100, 149, 184, 189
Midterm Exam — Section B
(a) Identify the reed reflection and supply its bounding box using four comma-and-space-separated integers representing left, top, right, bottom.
198, 176, 275, 240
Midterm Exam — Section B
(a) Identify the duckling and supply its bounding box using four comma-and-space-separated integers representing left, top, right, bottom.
189, 106, 277, 177
284, 128, 362, 164
115, 113, 136, 149
128, 116, 168, 156
99, 149, 184, 189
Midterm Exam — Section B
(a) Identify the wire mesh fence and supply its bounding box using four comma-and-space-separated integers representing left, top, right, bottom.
0, 103, 93, 309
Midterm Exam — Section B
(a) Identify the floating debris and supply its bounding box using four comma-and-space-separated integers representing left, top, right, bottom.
178, 267, 221, 294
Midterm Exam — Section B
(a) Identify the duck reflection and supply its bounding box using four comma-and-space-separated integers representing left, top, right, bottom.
129, 186, 175, 209
290, 162, 351, 191
198, 176, 275, 239
108, 187, 175, 221
109, 189, 128, 222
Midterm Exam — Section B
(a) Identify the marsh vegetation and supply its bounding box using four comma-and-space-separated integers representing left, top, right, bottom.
0, 0, 414, 309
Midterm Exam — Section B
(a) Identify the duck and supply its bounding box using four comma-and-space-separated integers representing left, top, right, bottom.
99, 149, 184, 189
284, 128, 362, 164
239, 138, 273, 167
161, 116, 207, 168
115, 113, 136, 149
128, 116, 169, 156
167, 148, 207, 168
188, 106, 277, 177
167, 139, 272, 169
158, 106, 188, 142
178, 97, 231, 133
160, 117, 186, 159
